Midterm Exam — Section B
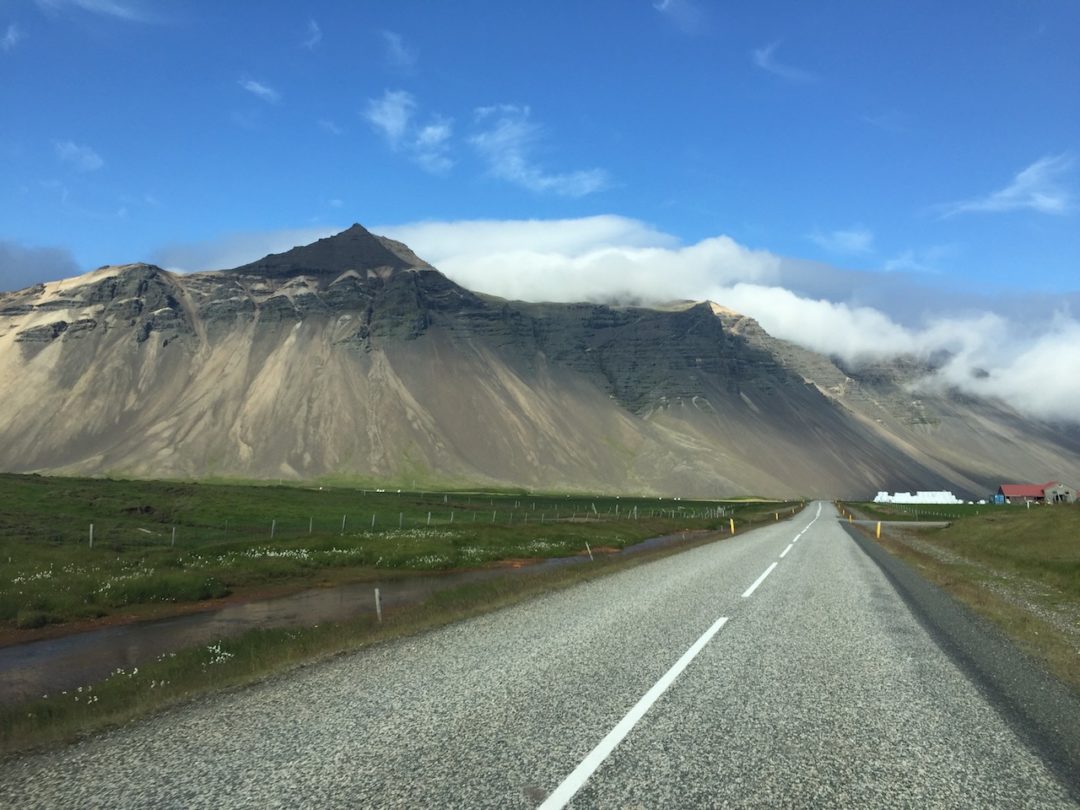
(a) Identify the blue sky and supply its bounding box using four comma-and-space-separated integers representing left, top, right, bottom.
2, 0, 1080, 419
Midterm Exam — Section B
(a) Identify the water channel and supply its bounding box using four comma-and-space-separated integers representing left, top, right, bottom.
0, 529, 708, 705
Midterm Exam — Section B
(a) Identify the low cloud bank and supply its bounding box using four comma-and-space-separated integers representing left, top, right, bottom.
383, 217, 1080, 424
13, 216, 1073, 424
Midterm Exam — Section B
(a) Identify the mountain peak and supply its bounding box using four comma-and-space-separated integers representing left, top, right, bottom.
226, 224, 432, 280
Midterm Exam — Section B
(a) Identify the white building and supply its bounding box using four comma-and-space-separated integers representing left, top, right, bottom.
873, 491, 963, 505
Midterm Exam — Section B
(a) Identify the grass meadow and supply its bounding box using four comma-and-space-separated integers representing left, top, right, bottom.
0, 473, 796, 631
0, 474, 799, 752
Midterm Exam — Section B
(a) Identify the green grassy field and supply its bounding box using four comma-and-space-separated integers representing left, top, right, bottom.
0, 473, 797, 630
852, 502, 999, 521
0, 475, 800, 753
845, 500, 1080, 691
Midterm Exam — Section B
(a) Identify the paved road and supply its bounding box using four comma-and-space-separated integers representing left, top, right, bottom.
2, 502, 1076, 808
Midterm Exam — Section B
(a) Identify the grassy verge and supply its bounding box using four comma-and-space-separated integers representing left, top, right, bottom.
1, 501, 795, 755
843, 501, 1080, 693
0, 473, 800, 632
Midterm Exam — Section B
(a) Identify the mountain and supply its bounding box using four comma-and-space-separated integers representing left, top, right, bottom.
1, 224, 1077, 498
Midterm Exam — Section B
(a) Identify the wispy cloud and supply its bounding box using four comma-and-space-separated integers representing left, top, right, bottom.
934, 154, 1074, 218
382, 30, 416, 71
318, 118, 343, 136
860, 109, 909, 134
35, 0, 156, 23
239, 78, 281, 104
413, 118, 453, 174
809, 226, 874, 256
653, 0, 703, 34
882, 245, 956, 274
470, 105, 608, 197
54, 140, 103, 171
301, 19, 321, 49
364, 89, 416, 147
752, 41, 817, 83
364, 90, 454, 174
2, 23, 25, 51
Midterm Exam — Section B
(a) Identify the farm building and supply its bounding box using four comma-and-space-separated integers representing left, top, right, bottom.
997, 482, 1077, 504
873, 491, 963, 505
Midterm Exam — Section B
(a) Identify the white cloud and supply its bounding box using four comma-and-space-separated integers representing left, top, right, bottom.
413, 118, 453, 174
364, 91, 453, 174
382, 30, 416, 70
364, 89, 416, 147
239, 78, 281, 104
2, 23, 25, 51
809, 226, 874, 256
381, 215, 778, 303
469, 105, 608, 196
380, 215, 1080, 422
934, 154, 1074, 217
35, 0, 155, 23
54, 139, 103, 171
302, 19, 321, 49
752, 41, 817, 83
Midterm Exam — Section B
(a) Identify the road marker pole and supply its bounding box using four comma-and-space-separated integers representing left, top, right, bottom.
876, 521, 881, 539
729, 518, 735, 535
89, 523, 94, 548
374, 588, 382, 623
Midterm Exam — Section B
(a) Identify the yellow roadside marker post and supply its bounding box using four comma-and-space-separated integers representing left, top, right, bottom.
730, 518, 735, 535
876, 521, 881, 539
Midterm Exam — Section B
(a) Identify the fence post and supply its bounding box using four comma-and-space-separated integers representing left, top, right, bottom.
374, 588, 382, 623
89, 523, 94, 548
270, 520, 275, 539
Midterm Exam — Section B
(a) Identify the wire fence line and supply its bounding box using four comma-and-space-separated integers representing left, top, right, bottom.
5, 505, 736, 550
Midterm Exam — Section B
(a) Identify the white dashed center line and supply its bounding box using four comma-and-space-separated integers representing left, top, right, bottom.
538, 615, 730, 809
741, 562, 778, 598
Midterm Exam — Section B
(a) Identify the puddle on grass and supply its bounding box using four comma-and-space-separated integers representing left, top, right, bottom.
0, 530, 708, 706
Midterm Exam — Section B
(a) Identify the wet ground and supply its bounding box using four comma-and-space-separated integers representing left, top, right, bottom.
0, 530, 709, 705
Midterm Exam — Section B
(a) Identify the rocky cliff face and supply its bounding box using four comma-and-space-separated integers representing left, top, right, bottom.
1, 224, 1077, 497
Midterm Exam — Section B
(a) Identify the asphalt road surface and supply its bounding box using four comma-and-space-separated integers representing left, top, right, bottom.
2, 502, 1077, 808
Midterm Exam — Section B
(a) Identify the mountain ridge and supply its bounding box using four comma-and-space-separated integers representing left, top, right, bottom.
1, 225, 1078, 497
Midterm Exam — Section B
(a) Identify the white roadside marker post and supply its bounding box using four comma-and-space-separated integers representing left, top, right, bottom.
374, 588, 382, 623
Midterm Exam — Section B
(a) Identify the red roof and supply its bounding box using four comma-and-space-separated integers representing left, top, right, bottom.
999, 483, 1047, 498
